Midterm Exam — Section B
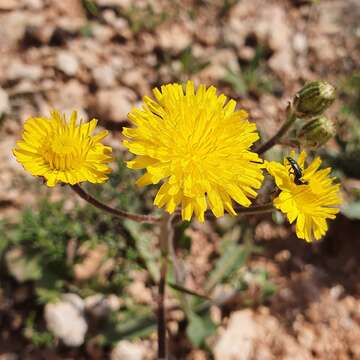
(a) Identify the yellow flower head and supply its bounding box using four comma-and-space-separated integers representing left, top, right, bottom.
267, 151, 341, 242
123, 81, 264, 222
13, 110, 113, 187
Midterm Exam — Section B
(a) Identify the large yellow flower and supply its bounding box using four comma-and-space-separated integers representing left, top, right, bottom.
123, 81, 264, 222
267, 151, 341, 242
13, 110, 113, 187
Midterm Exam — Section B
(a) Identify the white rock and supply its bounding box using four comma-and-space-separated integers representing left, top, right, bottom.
45, 293, 87, 347
157, 23, 192, 54
97, 0, 132, 8
0, 12, 27, 50
262, 6, 290, 51
111, 340, 146, 360
62, 293, 85, 312
93, 65, 116, 88
52, 80, 88, 120
269, 50, 296, 80
214, 310, 258, 360
56, 51, 79, 76
92, 23, 114, 43
0, 87, 10, 116
199, 49, 239, 82
8, 61, 43, 81
24, 0, 43, 10
96, 87, 137, 122
293, 32, 308, 54
330, 284, 344, 300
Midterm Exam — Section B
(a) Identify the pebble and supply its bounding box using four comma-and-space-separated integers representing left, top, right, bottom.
8, 61, 43, 81
44, 293, 87, 347
214, 310, 258, 360
93, 65, 116, 88
0, 87, 10, 117
56, 51, 79, 76
95, 87, 137, 122
111, 340, 146, 360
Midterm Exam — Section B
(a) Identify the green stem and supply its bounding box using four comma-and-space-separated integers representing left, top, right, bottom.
70, 184, 161, 224
255, 108, 297, 154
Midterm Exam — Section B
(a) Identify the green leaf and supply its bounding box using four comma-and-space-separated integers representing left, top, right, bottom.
180, 46, 210, 75
123, 220, 160, 282
101, 311, 156, 345
186, 312, 216, 348
177, 222, 192, 251
35, 287, 61, 304
205, 241, 250, 293
81, 0, 99, 16
223, 68, 247, 95
24, 311, 54, 347
251, 269, 276, 303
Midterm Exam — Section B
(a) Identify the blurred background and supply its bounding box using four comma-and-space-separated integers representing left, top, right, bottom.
0, 0, 360, 359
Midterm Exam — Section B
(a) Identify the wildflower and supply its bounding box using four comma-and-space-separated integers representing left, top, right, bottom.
13, 110, 113, 187
267, 151, 341, 242
123, 81, 264, 222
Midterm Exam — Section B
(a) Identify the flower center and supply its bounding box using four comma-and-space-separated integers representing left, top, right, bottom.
41, 134, 89, 171
51, 136, 76, 154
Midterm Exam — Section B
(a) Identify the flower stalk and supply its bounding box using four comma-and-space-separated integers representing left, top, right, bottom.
70, 184, 161, 224
255, 105, 297, 155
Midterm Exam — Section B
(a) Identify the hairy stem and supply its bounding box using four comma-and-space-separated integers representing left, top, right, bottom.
70, 184, 161, 224
255, 108, 297, 155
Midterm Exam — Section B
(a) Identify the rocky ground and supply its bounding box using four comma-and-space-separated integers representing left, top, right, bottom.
1, 0, 360, 359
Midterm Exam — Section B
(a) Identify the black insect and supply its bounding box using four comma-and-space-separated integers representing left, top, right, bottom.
287, 157, 308, 185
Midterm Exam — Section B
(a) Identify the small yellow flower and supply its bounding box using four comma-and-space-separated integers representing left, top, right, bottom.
267, 151, 341, 242
13, 110, 113, 187
123, 81, 264, 222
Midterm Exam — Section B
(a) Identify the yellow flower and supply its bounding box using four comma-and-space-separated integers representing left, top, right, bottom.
267, 151, 341, 242
13, 110, 113, 187
123, 81, 264, 222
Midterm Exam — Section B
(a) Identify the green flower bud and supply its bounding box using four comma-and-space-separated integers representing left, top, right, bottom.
298, 115, 336, 149
293, 81, 336, 117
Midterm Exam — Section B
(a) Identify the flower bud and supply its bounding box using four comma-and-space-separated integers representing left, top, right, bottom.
293, 81, 336, 117
298, 115, 335, 149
